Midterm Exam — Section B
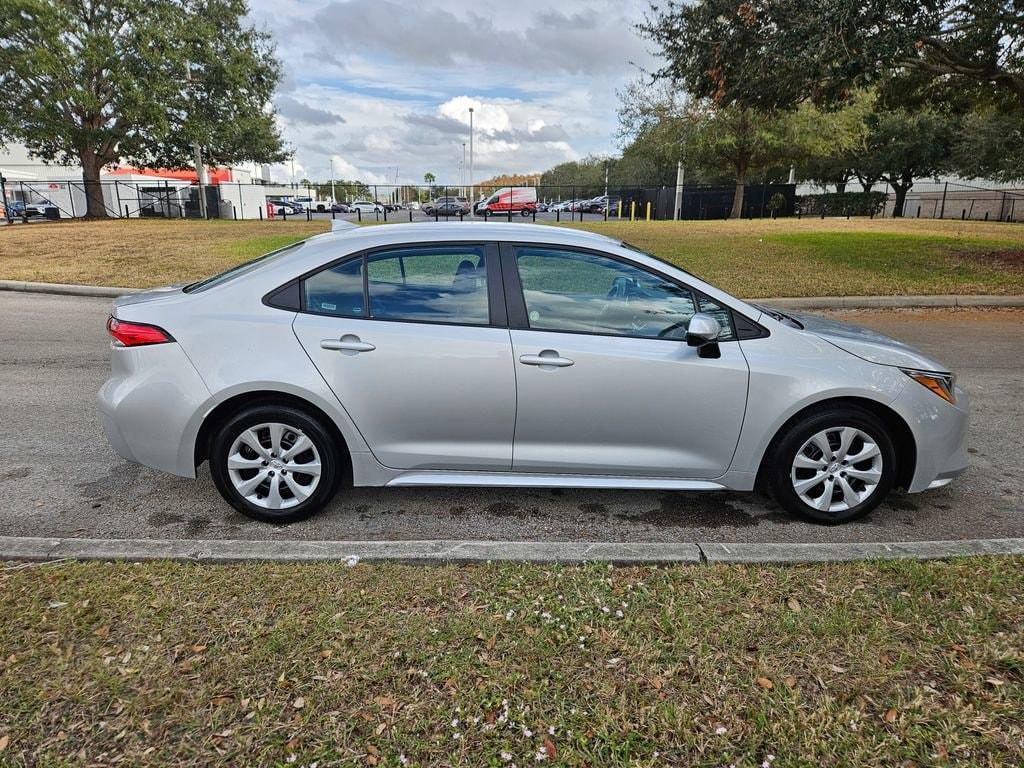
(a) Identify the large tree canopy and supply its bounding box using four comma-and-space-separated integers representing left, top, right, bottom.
0, 0, 285, 217
641, 1, 1024, 111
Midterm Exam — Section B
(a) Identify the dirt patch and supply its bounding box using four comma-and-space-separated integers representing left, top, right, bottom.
954, 247, 1024, 271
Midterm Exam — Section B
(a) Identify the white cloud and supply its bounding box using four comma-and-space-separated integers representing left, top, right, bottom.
247, 0, 656, 185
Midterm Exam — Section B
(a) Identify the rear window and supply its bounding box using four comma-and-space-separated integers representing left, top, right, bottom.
183, 242, 305, 293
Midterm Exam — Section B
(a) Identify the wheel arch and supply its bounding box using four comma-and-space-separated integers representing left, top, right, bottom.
754, 396, 917, 492
193, 390, 353, 482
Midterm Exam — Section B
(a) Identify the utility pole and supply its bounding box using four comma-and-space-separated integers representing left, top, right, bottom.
290, 153, 295, 188
462, 142, 467, 196
604, 162, 609, 200
193, 142, 208, 219
330, 157, 336, 203
468, 107, 474, 203
673, 161, 684, 221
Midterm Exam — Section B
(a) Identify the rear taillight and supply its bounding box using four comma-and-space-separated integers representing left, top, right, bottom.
106, 317, 174, 347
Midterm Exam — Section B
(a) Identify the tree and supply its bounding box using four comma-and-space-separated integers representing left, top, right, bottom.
0, 0, 285, 218
859, 108, 956, 216
423, 172, 436, 184
952, 105, 1024, 182
640, 1, 1024, 111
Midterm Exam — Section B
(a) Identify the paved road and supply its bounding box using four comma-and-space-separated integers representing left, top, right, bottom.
2, 291, 1021, 543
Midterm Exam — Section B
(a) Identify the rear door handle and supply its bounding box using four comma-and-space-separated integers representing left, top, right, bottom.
519, 351, 574, 368
321, 335, 375, 353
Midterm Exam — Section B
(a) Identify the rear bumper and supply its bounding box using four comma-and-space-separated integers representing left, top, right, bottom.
97, 343, 211, 478
892, 381, 970, 493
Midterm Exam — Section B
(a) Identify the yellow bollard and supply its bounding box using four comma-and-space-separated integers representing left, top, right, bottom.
629, 200, 635, 222
645, 201, 651, 221
616, 200, 622, 218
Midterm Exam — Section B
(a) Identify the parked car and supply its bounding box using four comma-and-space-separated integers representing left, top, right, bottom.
25, 198, 58, 216
330, 202, 351, 213
294, 196, 334, 213
99, 222, 968, 525
474, 187, 538, 217
349, 200, 384, 214
424, 197, 466, 216
267, 199, 303, 216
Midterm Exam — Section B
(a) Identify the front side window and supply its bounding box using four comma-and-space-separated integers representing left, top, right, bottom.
514, 247, 704, 340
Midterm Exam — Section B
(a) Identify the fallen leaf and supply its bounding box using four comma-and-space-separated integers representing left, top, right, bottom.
0, 735, 8, 752
828, 664, 847, 674
787, 597, 801, 613
756, 676, 774, 690
783, 675, 798, 689
486, 634, 497, 651
543, 737, 557, 760
292, 697, 306, 710
884, 708, 897, 724
192, 644, 207, 654
320, 649, 333, 659
374, 722, 386, 735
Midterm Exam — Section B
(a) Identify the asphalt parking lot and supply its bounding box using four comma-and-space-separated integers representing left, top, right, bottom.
1, 290, 1021, 544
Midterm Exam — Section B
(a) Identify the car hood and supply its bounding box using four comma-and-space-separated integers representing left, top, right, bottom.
785, 310, 950, 372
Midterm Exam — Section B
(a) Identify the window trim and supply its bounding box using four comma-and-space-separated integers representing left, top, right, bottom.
267, 241, 506, 329
498, 241, 766, 343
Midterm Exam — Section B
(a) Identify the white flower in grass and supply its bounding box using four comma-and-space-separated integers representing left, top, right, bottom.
534, 748, 549, 762
285, 756, 297, 764
547, 726, 555, 736
615, 610, 624, 618
506, 609, 515, 620
500, 751, 514, 762
399, 755, 408, 766
715, 725, 727, 735
451, 718, 459, 728
522, 727, 533, 738
345, 555, 359, 567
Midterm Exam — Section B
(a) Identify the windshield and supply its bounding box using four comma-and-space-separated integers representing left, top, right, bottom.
620, 241, 696, 279
183, 242, 305, 293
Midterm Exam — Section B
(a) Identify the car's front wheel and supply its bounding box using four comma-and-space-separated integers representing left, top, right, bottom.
768, 406, 896, 524
209, 405, 340, 523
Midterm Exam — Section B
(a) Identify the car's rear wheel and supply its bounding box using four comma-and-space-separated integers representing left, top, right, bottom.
209, 405, 340, 523
768, 406, 896, 524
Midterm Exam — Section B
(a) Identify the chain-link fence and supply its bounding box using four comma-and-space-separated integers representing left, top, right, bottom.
3, 177, 1021, 225
0, 179, 800, 224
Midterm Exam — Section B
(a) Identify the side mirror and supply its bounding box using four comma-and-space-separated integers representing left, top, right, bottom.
686, 312, 721, 347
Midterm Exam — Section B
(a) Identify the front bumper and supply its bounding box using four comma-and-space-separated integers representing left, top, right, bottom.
891, 380, 970, 493
97, 342, 211, 478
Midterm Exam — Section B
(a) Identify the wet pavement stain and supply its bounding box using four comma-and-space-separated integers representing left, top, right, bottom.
578, 502, 609, 516
617, 492, 790, 529
485, 501, 528, 518
184, 517, 211, 536
148, 511, 185, 527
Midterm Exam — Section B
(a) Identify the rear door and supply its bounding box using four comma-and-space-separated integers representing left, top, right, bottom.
503, 244, 750, 478
292, 242, 517, 470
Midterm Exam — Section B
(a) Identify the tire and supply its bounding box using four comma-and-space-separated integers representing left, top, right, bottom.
209, 404, 340, 523
767, 406, 896, 524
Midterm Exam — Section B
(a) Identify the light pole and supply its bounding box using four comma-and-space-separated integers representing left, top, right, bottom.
468, 107, 474, 203
330, 157, 336, 203
462, 142, 467, 196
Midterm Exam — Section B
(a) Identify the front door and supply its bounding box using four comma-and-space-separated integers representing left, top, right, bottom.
505, 245, 749, 478
293, 243, 516, 470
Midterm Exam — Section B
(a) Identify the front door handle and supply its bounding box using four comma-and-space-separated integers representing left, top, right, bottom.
519, 350, 574, 368
321, 334, 375, 353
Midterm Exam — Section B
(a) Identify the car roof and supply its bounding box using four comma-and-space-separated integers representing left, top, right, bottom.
306, 221, 621, 250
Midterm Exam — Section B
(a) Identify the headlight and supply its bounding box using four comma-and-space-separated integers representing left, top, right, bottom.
901, 368, 956, 404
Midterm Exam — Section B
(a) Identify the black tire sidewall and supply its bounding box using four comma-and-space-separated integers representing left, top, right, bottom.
770, 407, 896, 524
209, 405, 339, 524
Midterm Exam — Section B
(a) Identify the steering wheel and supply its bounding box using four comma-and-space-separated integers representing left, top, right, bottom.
657, 319, 690, 339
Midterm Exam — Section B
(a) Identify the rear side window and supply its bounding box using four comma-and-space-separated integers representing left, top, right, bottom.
367, 246, 488, 325
304, 258, 364, 317
301, 245, 490, 325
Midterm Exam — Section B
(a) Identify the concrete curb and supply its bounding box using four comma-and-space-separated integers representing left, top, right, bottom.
2, 279, 1023, 309
0, 279, 137, 298
3, 535, 1023, 566
762, 294, 1024, 310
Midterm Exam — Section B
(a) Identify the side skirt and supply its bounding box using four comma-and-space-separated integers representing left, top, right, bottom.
385, 472, 727, 491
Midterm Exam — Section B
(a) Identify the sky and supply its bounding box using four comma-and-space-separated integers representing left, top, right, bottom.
245, 0, 657, 186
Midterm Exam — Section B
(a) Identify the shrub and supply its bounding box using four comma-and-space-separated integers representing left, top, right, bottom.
796, 191, 887, 217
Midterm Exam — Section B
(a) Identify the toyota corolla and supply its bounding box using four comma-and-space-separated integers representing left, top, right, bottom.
98, 222, 968, 524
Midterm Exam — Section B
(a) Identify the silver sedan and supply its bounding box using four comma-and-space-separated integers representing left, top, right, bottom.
98, 222, 968, 524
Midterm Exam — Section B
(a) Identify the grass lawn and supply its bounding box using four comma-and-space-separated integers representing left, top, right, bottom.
1, 557, 1022, 766
0, 217, 1022, 296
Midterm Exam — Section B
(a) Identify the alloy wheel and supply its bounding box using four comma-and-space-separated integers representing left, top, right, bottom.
226, 422, 322, 510
789, 426, 883, 514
